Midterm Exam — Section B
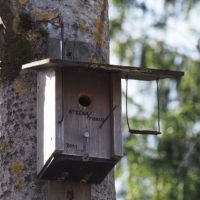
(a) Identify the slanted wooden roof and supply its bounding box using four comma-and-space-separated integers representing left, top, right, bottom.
22, 58, 184, 81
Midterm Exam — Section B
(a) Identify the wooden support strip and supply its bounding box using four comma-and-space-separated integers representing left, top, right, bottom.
110, 73, 123, 159
48, 181, 91, 200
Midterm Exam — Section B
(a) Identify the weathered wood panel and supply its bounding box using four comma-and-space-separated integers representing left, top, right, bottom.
63, 69, 111, 159
37, 70, 56, 174
110, 73, 123, 158
48, 181, 91, 200
22, 58, 184, 81
55, 69, 65, 152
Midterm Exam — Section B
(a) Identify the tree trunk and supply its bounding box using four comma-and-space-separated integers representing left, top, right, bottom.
0, 0, 116, 199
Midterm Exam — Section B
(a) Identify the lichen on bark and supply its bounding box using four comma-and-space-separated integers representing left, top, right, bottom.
0, 0, 48, 80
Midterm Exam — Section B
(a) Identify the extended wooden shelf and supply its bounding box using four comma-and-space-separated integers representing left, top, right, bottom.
22, 58, 184, 81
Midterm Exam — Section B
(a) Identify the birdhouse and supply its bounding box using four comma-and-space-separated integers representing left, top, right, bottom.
22, 58, 184, 183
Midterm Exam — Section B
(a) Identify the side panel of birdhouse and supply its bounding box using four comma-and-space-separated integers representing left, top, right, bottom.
55, 69, 65, 152
111, 73, 123, 159
37, 69, 56, 174
63, 69, 111, 159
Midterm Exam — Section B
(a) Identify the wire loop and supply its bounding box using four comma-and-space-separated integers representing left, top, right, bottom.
125, 77, 161, 135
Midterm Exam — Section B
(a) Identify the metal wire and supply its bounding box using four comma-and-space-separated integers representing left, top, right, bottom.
58, 69, 64, 124
58, 15, 64, 123
125, 77, 161, 135
125, 77, 131, 131
156, 79, 161, 132
99, 105, 117, 129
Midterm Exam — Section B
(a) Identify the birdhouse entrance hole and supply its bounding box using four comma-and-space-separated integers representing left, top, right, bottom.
78, 94, 92, 107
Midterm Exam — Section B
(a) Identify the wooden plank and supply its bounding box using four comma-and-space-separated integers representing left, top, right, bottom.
129, 129, 161, 135
47, 38, 62, 59
110, 73, 123, 159
63, 69, 111, 159
37, 71, 45, 174
47, 38, 101, 62
38, 155, 116, 183
55, 69, 65, 152
37, 70, 56, 174
22, 58, 184, 81
48, 181, 91, 200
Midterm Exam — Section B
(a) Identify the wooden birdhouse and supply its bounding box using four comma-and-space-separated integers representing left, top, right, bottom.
22, 58, 184, 183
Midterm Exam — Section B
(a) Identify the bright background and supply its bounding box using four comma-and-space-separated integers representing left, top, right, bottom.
109, 0, 200, 199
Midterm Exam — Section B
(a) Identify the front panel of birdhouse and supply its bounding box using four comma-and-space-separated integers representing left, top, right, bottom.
62, 69, 111, 159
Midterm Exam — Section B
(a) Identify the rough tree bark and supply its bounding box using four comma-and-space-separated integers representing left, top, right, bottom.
0, 0, 116, 199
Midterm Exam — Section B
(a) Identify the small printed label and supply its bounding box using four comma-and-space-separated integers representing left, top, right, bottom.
68, 109, 105, 122
65, 143, 78, 150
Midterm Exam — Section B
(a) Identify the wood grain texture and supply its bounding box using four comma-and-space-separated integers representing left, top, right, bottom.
55, 69, 65, 152
110, 73, 123, 159
37, 70, 56, 174
48, 181, 91, 200
22, 58, 184, 81
63, 69, 111, 159
37, 71, 45, 174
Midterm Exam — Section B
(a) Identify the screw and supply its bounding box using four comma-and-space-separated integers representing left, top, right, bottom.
83, 132, 90, 143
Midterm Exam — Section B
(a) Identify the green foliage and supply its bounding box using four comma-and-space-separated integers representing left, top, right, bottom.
111, 0, 200, 199
111, 0, 135, 7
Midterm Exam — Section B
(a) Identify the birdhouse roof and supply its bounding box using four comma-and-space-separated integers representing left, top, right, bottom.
22, 58, 184, 81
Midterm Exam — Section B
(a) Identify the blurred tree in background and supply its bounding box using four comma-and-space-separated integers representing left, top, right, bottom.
109, 0, 200, 199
